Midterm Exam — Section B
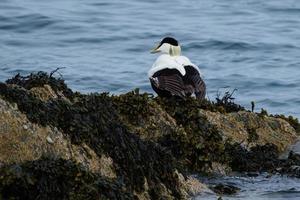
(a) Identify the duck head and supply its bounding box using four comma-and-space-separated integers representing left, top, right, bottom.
151, 37, 181, 56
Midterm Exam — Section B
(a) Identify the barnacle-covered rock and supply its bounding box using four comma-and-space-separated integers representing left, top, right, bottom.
199, 110, 298, 152
0, 97, 116, 177
0, 74, 186, 199
0, 71, 300, 199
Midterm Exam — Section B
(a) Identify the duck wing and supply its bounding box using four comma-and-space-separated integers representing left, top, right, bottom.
183, 65, 206, 100
150, 66, 206, 99
150, 68, 186, 98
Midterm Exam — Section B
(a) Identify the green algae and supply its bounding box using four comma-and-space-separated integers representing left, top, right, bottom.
0, 157, 133, 200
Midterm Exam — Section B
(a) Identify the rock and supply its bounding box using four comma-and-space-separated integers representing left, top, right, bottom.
285, 165, 300, 178
46, 136, 54, 144
30, 84, 58, 101
175, 171, 213, 197
280, 151, 300, 177
281, 140, 300, 159
184, 176, 212, 196
0, 157, 133, 199
1, 71, 300, 199
245, 172, 260, 177
0, 97, 116, 178
210, 183, 240, 195
209, 162, 232, 176
114, 91, 185, 142
117, 94, 298, 174
200, 110, 298, 152
0, 76, 185, 199
225, 142, 281, 172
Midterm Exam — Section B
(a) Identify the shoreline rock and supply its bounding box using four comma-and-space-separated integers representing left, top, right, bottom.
0, 71, 299, 199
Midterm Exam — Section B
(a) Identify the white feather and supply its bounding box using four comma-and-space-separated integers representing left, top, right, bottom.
148, 54, 201, 77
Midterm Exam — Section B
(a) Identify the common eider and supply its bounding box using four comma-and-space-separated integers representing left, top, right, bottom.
148, 37, 206, 100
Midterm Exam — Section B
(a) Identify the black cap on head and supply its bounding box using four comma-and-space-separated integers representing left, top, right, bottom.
159, 37, 179, 46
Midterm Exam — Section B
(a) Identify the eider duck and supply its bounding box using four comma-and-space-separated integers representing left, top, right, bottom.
148, 37, 206, 100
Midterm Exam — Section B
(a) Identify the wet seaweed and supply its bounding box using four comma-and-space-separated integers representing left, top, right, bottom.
210, 184, 240, 195
247, 127, 259, 143
155, 97, 227, 172
0, 75, 184, 198
5, 71, 73, 98
1, 71, 298, 198
258, 108, 268, 117
0, 157, 134, 200
279, 152, 300, 178
112, 89, 152, 125
215, 89, 245, 113
225, 143, 280, 172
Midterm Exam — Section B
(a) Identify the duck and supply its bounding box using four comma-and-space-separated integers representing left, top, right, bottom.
148, 37, 206, 100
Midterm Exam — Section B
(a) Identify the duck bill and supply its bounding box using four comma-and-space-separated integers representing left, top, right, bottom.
150, 44, 161, 53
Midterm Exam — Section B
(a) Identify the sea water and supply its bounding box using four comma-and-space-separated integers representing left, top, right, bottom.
0, 0, 299, 117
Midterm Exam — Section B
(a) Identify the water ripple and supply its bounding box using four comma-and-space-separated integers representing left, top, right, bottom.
0, 0, 299, 118
0, 14, 56, 33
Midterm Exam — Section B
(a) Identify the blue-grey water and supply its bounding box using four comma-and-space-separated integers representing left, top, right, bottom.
0, 1, 300, 199
198, 174, 300, 200
0, 0, 300, 118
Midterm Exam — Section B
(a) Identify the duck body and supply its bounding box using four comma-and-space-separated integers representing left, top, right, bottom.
148, 38, 206, 100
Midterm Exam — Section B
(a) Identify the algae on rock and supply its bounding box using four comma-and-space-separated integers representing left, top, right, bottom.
0, 71, 299, 199
0, 157, 133, 200
0, 74, 186, 199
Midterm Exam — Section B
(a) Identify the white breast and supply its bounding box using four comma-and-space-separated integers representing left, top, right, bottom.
148, 54, 201, 77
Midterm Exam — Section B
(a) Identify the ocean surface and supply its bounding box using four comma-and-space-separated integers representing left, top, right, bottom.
198, 174, 300, 200
0, 0, 300, 118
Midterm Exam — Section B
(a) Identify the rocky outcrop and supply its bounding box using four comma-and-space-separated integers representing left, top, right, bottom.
200, 110, 297, 152
0, 72, 299, 199
0, 98, 115, 177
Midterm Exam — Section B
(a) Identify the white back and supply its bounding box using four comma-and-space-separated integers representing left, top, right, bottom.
148, 54, 201, 77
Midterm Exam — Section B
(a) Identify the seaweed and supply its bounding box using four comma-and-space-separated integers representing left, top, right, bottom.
210, 184, 240, 195
247, 127, 259, 143
155, 97, 226, 172
5, 71, 73, 99
215, 89, 245, 113
0, 73, 184, 199
259, 108, 268, 117
0, 157, 134, 200
112, 89, 152, 125
1, 70, 297, 198
225, 143, 280, 172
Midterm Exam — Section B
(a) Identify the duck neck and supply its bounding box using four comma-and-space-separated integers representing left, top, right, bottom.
169, 45, 181, 56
